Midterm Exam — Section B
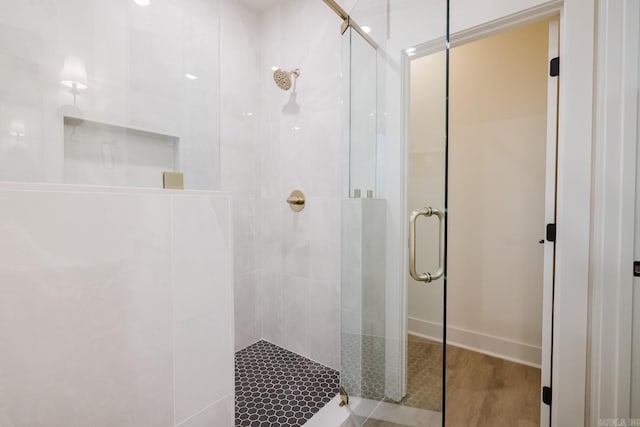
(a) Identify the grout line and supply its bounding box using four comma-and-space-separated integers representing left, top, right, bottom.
170, 195, 176, 427
236, 339, 340, 372
174, 394, 232, 427
234, 337, 263, 353
227, 196, 236, 418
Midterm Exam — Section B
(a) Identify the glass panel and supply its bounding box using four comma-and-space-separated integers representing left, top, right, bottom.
349, 29, 377, 198
341, 0, 449, 425
0, 0, 220, 190
341, 25, 387, 412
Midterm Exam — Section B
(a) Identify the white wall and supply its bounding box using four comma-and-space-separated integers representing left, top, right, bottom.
0, 0, 220, 190
219, 0, 261, 352
255, 0, 342, 369
408, 21, 549, 367
450, 0, 559, 34
221, 0, 343, 369
0, 184, 234, 427
0, 2, 233, 425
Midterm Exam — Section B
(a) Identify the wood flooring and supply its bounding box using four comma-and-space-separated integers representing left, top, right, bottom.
363, 335, 541, 426
445, 341, 541, 427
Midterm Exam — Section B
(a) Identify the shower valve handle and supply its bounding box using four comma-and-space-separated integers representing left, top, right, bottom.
287, 196, 304, 205
286, 190, 306, 212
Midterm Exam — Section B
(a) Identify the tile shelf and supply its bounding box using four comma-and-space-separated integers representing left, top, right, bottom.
62, 113, 182, 141
62, 113, 181, 189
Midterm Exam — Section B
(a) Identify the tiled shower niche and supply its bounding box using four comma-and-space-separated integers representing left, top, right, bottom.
63, 116, 179, 188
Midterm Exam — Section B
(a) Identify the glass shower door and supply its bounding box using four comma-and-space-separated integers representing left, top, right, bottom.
405, 46, 448, 418
340, 1, 449, 425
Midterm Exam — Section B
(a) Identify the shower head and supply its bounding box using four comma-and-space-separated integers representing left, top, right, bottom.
273, 68, 300, 91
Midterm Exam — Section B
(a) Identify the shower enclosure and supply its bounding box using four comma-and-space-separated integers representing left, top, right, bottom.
338, 0, 573, 424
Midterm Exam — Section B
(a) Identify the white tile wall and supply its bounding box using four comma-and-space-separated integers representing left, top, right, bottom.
220, 0, 261, 197
221, 0, 343, 369
220, 0, 262, 352
281, 274, 312, 355
234, 271, 257, 350
257, 0, 343, 369
258, 270, 283, 343
0, 184, 234, 427
172, 195, 234, 425
0, 0, 220, 190
175, 395, 234, 427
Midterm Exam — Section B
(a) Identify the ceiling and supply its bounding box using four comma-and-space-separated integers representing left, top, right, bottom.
238, 0, 284, 12
239, 0, 356, 13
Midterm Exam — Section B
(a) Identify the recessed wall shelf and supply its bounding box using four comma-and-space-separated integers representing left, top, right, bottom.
62, 114, 181, 140
62, 115, 180, 188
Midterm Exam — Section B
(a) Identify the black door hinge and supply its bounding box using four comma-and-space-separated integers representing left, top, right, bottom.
550, 57, 560, 76
634, 261, 640, 277
542, 386, 552, 405
546, 223, 556, 242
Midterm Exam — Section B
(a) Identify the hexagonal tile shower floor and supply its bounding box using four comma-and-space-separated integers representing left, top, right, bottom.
235, 340, 340, 427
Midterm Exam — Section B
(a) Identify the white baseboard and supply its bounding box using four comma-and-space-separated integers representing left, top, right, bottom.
408, 317, 542, 368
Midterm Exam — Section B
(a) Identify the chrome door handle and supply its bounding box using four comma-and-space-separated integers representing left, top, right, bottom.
409, 207, 445, 283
